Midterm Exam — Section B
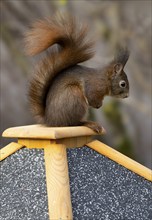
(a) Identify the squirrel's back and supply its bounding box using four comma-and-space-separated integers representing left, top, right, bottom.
25, 14, 94, 123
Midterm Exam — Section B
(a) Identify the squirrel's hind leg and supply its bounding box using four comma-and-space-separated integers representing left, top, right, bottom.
44, 84, 88, 127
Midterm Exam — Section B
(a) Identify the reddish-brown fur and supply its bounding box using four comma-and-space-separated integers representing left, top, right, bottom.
25, 14, 130, 133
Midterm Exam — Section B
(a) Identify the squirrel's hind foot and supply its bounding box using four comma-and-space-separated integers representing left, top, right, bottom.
80, 121, 102, 133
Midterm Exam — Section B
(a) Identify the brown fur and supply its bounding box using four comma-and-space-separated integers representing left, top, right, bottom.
25, 14, 130, 133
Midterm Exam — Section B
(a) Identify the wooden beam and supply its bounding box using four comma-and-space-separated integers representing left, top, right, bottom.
44, 144, 73, 220
0, 142, 24, 161
87, 140, 152, 182
18, 136, 93, 149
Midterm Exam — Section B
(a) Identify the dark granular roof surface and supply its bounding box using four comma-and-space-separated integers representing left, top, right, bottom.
1, 147, 152, 220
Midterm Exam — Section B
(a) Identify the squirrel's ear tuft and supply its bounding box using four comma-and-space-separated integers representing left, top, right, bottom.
113, 63, 123, 75
114, 46, 130, 67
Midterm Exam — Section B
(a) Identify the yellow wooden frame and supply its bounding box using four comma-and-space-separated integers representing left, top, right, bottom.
1, 124, 152, 220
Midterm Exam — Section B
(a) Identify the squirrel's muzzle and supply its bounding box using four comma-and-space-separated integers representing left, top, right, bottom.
123, 93, 129, 98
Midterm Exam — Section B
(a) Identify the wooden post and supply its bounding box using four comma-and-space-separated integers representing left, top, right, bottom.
2, 124, 104, 220
44, 144, 72, 220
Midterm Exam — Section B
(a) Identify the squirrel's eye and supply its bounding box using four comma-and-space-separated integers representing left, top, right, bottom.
119, 80, 126, 88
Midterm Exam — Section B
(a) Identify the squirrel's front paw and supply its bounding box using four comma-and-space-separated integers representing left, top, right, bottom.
81, 121, 103, 133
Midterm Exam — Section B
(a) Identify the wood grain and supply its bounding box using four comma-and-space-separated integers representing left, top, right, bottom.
2, 124, 105, 139
18, 139, 51, 149
0, 142, 24, 161
44, 144, 73, 220
18, 136, 92, 149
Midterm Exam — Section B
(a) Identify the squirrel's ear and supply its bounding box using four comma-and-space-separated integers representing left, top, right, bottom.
114, 46, 130, 67
113, 63, 123, 75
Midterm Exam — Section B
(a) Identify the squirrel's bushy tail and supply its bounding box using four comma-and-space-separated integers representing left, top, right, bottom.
24, 14, 94, 123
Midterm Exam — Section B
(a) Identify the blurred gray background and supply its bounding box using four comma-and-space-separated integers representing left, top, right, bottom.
1, 0, 151, 168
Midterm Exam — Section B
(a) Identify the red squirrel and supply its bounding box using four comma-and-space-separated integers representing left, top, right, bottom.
25, 14, 130, 133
